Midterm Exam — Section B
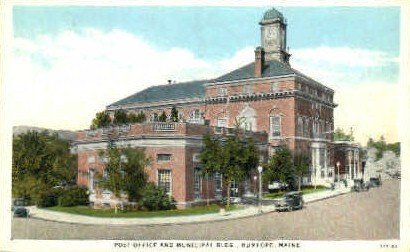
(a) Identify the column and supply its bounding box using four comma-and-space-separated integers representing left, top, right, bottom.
353, 150, 357, 179
348, 150, 352, 180
324, 148, 328, 180
316, 148, 320, 184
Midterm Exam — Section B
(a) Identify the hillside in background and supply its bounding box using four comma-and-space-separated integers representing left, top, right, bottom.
13, 125, 77, 141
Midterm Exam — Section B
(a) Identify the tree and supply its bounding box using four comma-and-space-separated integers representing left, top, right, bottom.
121, 148, 150, 202
170, 106, 179, 122
199, 134, 259, 209
128, 111, 146, 123
293, 152, 310, 191
263, 146, 295, 190
136, 111, 146, 123
367, 136, 400, 160
98, 146, 150, 212
128, 112, 138, 123
90, 111, 111, 129
113, 109, 129, 125
98, 146, 125, 213
334, 128, 354, 141
158, 111, 167, 122
12, 131, 77, 204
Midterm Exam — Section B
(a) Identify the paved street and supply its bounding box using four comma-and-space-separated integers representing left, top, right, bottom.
11, 179, 400, 240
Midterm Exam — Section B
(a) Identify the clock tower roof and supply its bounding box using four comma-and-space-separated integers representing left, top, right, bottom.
260, 7, 284, 24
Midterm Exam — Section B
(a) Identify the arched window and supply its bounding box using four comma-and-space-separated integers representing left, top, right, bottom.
150, 113, 159, 122
238, 104, 257, 131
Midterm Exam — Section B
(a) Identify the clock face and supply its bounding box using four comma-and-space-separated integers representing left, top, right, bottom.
265, 27, 278, 46
266, 27, 277, 39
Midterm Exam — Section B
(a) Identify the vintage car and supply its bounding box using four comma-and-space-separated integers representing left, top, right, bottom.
369, 177, 382, 187
274, 191, 304, 212
13, 207, 29, 218
351, 179, 369, 192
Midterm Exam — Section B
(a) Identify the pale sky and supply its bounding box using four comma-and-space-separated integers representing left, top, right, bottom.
5, 5, 401, 145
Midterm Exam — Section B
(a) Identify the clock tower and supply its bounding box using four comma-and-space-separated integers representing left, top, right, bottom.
259, 8, 290, 65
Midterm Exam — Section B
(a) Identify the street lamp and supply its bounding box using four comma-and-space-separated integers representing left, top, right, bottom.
253, 175, 257, 196
257, 165, 263, 213
336, 161, 340, 186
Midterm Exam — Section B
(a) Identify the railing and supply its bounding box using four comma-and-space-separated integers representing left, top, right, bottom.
152, 122, 176, 131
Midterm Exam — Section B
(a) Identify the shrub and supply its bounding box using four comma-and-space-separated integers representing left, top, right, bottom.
58, 186, 89, 207
37, 188, 63, 208
140, 183, 175, 211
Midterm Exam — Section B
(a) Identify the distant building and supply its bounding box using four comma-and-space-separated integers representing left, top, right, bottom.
74, 8, 361, 208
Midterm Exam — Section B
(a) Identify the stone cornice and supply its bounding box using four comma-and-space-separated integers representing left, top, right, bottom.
205, 90, 337, 108
74, 135, 204, 146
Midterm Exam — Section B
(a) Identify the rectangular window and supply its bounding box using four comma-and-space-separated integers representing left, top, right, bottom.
87, 156, 95, 163
270, 116, 281, 137
218, 87, 228, 96
158, 170, 172, 196
297, 117, 303, 136
243, 84, 252, 94
89, 169, 95, 192
157, 154, 172, 162
194, 168, 202, 200
217, 118, 227, 128
271, 82, 279, 92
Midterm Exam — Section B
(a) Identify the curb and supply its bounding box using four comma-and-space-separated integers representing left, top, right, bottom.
26, 190, 349, 226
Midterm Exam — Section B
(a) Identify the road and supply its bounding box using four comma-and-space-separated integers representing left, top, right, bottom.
11, 179, 400, 240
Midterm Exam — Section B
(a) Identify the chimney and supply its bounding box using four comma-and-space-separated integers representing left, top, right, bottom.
254, 47, 265, 78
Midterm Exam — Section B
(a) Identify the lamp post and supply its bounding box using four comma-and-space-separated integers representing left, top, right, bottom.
336, 161, 340, 187
257, 165, 263, 213
253, 175, 257, 196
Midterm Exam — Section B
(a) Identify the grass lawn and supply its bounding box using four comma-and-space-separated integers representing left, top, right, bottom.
46, 204, 242, 218
264, 185, 328, 199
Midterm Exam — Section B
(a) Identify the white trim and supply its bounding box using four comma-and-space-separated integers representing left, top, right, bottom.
106, 97, 204, 111
205, 74, 296, 87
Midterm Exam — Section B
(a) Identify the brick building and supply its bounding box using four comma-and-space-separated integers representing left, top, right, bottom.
75, 8, 360, 208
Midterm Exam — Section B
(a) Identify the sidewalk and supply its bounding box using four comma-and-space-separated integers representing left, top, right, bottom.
26, 186, 351, 226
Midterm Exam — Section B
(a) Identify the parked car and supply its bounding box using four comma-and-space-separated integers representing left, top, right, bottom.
351, 179, 369, 192
369, 177, 382, 187
274, 191, 304, 212
13, 207, 29, 218
11, 198, 27, 212
222, 197, 242, 204
268, 181, 288, 192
